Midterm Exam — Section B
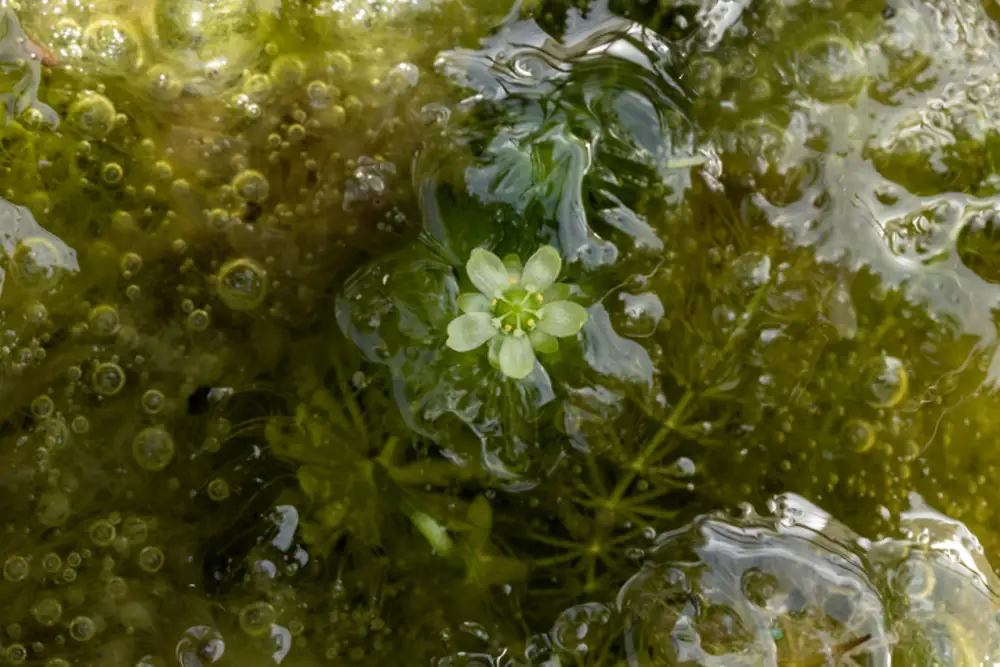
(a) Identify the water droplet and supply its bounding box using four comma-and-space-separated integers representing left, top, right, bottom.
270, 56, 305, 87
132, 427, 175, 472
551, 602, 611, 656
217, 258, 268, 311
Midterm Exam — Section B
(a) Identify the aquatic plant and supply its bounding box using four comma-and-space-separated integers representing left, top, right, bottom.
446, 245, 588, 379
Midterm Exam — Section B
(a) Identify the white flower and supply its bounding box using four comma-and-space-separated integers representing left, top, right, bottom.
446, 245, 588, 379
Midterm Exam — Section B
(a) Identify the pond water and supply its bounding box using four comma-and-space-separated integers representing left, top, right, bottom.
4, 0, 1000, 664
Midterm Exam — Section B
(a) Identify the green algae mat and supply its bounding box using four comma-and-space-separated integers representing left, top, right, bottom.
6, 0, 1000, 664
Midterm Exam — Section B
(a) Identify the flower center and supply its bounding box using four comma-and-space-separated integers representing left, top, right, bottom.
491, 287, 543, 335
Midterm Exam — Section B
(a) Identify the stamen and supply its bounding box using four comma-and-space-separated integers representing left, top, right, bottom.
526, 318, 536, 329
534, 293, 543, 302
503, 324, 513, 334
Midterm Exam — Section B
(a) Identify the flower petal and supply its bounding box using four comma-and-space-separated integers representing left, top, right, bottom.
538, 301, 588, 337
503, 254, 523, 285
458, 293, 492, 313
467, 248, 509, 298
446, 312, 498, 352
499, 334, 536, 379
529, 329, 558, 354
520, 245, 562, 292
488, 334, 504, 368
542, 283, 571, 303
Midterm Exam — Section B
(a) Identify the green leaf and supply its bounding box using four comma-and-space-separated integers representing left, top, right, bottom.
499, 334, 536, 379
520, 245, 562, 292
466, 247, 509, 298
412, 511, 454, 556
467, 496, 492, 552
538, 301, 589, 337
446, 312, 497, 352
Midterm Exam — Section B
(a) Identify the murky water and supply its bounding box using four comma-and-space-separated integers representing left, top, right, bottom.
5, 0, 1000, 664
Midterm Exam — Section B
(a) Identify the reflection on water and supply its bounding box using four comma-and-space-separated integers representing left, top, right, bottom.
620, 493, 1000, 666
4, 0, 1000, 664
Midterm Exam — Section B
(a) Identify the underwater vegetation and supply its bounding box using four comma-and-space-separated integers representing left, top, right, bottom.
7, 0, 1000, 665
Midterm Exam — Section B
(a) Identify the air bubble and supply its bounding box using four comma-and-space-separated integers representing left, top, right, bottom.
217, 258, 269, 311
141, 390, 165, 414
844, 419, 876, 452
32, 598, 62, 626
6, 645, 26, 664
232, 170, 270, 203
88, 305, 120, 337
92, 362, 125, 396
206, 478, 229, 501
69, 615, 97, 641
101, 162, 124, 185
41, 553, 62, 573
148, 64, 183, 101
186, 309, 211, 332
138, 546, 164, 573
30, 394, 54, 418
176, 625, 225, 666
132, 427, 175, 472
90, 519, 116, 547
69, 93, 116, 139
238, 602, 276, 637
864, 355, 908, 408
3, 555, 28, 582
270, 55, 306, 87
83, 18, 144, 72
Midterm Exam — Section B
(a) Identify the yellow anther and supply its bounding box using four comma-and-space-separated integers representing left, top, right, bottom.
508, 278, 517, 285
526, 318, 536, 329
490, 299, 498, 307
503, 324, 512, 333
534, 292, 544, 302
